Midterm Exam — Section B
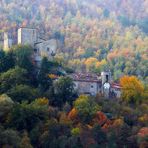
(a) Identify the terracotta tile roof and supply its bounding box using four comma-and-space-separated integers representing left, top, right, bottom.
111, 83, 122, 89
70, 73, 101, 83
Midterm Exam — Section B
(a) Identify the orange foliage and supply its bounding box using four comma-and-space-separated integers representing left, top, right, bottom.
68, 108, 78, 120
138, 127, 148, 137
93, 111, 112, 131
107, 51, 118, 61
102, 120, 112, 132
95, 111, 108, 125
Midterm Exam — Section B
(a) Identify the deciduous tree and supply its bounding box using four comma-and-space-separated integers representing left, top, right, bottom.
120, 76, 144, 104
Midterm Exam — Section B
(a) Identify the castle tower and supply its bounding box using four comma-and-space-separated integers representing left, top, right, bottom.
3, 32, 13, 51
18, 27, 37, 47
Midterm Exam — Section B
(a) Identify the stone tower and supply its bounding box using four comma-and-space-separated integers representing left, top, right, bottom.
101, 71, 111, 85
3, 32, 13, 51
101, 71, 111, 98
18, 27, 37, 47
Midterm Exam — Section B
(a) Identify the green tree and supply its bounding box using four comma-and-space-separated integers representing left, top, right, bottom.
14, 45, 34, 73
0, 50, 15, 73
74, 95, 101, 123
116, 124, 131, 147
40, 119, 70, 148
38, 57, 52, 92
0, 125, 21, 147
9, 100, 48, 131
7, 84, 39, 102
92, 124, 107, 146
52, 76, 77, 107
5, 51, 15, 70
0, 94, 14, 122
0, 66, 28, 93
0, 50, 6, 73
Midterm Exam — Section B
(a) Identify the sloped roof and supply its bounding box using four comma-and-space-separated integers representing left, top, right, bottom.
70, 73, 101, 83
111, 83, 122, 89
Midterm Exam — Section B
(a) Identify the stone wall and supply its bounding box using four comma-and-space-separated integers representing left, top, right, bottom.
18, 28, 37, 47
34, 39, 57, 63
74, 81, 101, 96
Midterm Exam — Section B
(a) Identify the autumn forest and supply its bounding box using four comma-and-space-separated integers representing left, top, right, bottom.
0, 0, 148, 148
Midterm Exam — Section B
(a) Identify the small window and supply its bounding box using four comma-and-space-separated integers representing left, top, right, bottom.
47, 47, 50, 52
91, 85, 94, 88
106, 75, 109, 82
34, 48, 37, 53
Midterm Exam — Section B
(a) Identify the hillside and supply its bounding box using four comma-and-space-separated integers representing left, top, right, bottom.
0, 1, 148, 147
0, 0, 148, 81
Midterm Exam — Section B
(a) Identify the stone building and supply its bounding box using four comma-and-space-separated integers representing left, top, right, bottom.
34, 39, 57, 66
18, 27, 37, 46
70, 73, 102, 96
18, 27, 57, 65
70, 71, 121, 98
110, 83, 122, 98
3, 27, 57, 65
3, 32, 13, 51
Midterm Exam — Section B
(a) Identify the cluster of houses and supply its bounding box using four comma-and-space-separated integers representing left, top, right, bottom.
1, 27, 122, 98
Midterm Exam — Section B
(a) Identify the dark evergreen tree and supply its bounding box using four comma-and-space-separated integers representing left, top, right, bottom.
52, 76, 77, 107
14, 45, 34, 73
0, 50, 6, 73
37, 57, 52, 92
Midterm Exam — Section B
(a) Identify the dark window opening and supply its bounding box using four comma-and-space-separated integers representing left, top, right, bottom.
34, 48, 38, 53
106, 75, 109, 82
47, 47, 50, 52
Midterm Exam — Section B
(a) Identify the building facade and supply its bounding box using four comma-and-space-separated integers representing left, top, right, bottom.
70, 73, 102, 96
70, 72, 121, 98
18, 27, 37, 46
3, 32, 13, 51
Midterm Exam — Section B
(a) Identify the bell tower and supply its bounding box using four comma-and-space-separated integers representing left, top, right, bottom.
101, 70, 111, 98
101, 71, 111, 85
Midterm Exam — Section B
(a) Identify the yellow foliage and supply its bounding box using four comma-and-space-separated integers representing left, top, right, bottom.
85, 57, 98, 66
48, 74, 58, 79
112, 119, 124, 127
96, 59, 107, 68
138, 114, 148, 123
84, 57, 98, 70
120, 76, 144, 103
35, 98, 49, 106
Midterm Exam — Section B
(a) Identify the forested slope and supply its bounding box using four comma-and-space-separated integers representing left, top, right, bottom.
0, 0, 148, 81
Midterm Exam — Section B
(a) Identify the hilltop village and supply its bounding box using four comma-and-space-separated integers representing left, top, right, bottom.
2, 27, 121, 98
0, 0, 147, 147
